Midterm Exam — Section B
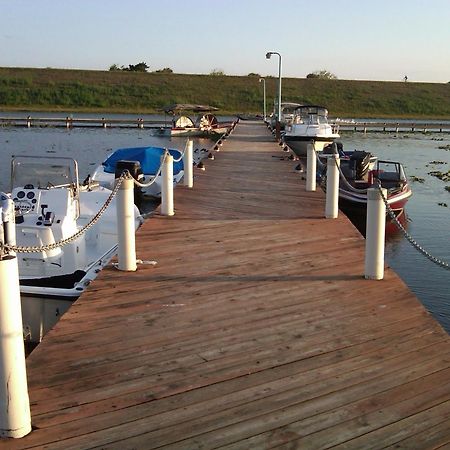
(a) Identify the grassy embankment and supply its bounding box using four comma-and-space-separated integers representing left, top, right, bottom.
1, 67, 450, 118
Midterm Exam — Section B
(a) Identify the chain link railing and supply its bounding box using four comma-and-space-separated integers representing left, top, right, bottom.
377, 182, 449, 270
2, 146, 176, 256
313, 147, 449, 271
1, 171, 132, 255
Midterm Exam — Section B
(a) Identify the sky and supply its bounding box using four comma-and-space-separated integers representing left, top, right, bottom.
1, 0, 450, 83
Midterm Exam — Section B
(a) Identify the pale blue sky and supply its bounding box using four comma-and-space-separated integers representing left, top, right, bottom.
1, 0, 449, 82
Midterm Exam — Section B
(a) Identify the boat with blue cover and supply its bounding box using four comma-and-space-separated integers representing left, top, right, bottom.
92, 146, 184, 198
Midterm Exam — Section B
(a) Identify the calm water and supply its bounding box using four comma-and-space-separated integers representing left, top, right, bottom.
0, 115, 449, 332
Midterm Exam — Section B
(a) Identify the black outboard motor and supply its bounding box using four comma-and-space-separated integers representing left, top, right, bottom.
114, 160, 144, 205
349, 151, 372, 180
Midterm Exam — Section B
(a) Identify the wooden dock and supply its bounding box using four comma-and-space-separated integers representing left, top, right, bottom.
2, 121, 450, 449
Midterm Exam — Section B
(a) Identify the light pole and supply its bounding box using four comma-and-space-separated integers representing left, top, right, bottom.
266, 51, 282, 122
259, 77, 266, 121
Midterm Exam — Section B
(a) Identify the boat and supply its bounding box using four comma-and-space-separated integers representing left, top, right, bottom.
8, 155, 143, 343
269, 102, 302, 129
283, 105, 340, 156
318, 143, 412, 214
92, 146, 184, 198
156, 104, 232, 137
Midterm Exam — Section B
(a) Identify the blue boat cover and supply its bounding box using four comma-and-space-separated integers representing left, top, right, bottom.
102, 146, 184, 175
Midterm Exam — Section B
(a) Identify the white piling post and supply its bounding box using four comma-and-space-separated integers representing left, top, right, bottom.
306, 143, 316, 192
184, 140, 193, 188
325, 154, 340, 218
116, 177, 137, 271
161, 152, 174, 216
0, 196, 31, 439
365, 187, 387, 280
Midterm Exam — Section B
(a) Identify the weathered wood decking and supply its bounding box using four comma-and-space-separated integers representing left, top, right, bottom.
2, 121, 450, 449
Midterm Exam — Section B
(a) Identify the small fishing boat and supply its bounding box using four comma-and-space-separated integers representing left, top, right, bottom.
283, 105, 340, 156
318, 143, 412, 214
157, 104, 232, 137
92, 146, 184, 198
8, 155, 142, 343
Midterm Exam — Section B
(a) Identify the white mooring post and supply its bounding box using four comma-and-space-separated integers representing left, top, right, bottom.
325, 154, 340, 218
0, 195, 31, 439
365, 187, 387, 280
161, 152, 174, 216
184, 139, 193, 188
116, 177, 137, 271
306, 143, 316, 192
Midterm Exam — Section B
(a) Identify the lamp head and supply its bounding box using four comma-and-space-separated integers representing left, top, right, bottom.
259, 78, 264, 83
266, 52, 272, 59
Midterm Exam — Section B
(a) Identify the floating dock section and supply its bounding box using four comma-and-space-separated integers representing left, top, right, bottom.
2, 121, 450, 449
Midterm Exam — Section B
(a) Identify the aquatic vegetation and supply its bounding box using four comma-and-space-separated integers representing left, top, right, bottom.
445, 186, 450, 192
437, 202, 448, 207
410, 175, 425, 183
427, 160, 447, 165
428, 170, 450, 182
437, 144, 450, 150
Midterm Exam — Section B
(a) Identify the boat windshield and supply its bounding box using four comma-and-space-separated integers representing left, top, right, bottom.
11, 156, 79, 192
295, 106, 329, 124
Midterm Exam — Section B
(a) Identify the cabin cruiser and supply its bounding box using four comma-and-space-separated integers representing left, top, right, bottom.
92, 146, 184, 198
269, 102, 302, 129
7, 156, 142, 343
283, 105, 340, 156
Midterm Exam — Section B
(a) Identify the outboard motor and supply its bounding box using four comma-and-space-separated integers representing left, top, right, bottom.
349, 151, 372, 180
115, 160, 144, 205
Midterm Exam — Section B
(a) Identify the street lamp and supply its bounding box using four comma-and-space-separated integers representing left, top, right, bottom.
258, 77, 266, 121
266, 51, 282, 122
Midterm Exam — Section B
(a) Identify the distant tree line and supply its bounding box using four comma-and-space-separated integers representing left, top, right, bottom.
306, 70, 337, 79
109, 62, 173, 74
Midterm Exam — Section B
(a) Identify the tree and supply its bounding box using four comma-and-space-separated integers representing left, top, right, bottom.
306, 70, 337, 79
110, 62, 149, 72
127, 62, 149, 72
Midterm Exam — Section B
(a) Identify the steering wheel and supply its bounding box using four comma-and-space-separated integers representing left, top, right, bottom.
14, 199, 33, 216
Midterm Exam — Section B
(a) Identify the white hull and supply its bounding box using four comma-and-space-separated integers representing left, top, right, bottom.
283, 134, 339, 156
9, 156, 142, 343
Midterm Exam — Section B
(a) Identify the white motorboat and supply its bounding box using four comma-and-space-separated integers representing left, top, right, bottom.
8, 156, 142, 343
92, 146, 185, 198
269, 102, 302, 129
283, 105, 340, 156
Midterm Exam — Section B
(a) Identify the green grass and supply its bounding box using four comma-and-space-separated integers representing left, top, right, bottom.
0, 67, 450, 118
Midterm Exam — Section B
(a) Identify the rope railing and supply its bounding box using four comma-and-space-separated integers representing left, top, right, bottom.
131, 149, 169, 189
171, 139, 190, 163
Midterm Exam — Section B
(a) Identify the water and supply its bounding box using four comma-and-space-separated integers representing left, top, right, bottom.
340, 131, 450, 332
0, 116, 449, 333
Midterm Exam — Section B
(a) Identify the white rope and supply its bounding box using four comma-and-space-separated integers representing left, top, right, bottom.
171, 139, 189, 163
131, 150, 168, 188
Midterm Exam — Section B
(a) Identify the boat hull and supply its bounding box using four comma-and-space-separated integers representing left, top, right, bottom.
283, 135, 339, 157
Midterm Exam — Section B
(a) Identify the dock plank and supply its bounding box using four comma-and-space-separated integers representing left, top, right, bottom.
1, 121, 449, 449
